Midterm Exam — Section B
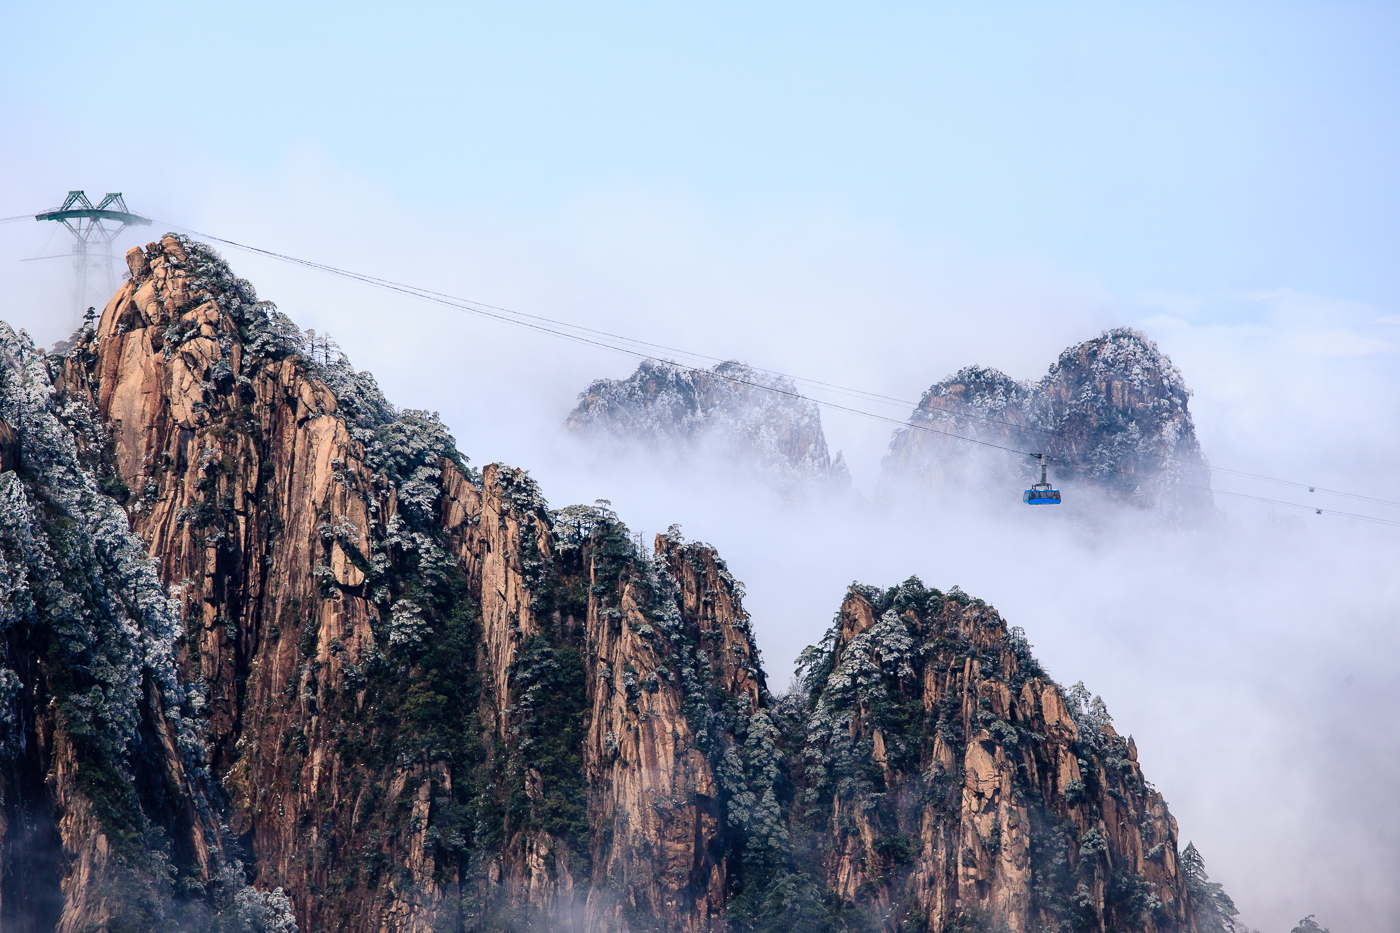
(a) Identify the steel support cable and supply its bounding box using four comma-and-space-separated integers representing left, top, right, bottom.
26, 223, 61, 263
897, 411, 1400, 512
0, 215, 37, 224
159, 223, 916, 407
150, 223, 1057, 466
187, 225, 1400, 509
152, 222, 1400, 525
151, 225, 1265, 463
1163, 483, 1400, 526
809, 400, 1400, 526
1183, 465, 1400, 509
153, 224, 714, 365
160, 222, 1257, 482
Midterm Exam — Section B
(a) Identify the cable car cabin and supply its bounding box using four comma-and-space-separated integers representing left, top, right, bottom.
1023, 454, 1061, 504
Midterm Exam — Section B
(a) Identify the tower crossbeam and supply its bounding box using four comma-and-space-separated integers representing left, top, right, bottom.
35, 191, 151, 327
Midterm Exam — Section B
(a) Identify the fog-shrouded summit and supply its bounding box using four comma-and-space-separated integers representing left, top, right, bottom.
0, 236, 1251, 931
882, 327, 1212, 515
566, 359, 850, 494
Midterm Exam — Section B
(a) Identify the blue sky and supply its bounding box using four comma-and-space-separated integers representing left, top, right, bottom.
6, 0, 1390, 497
5, 2, 1400, 304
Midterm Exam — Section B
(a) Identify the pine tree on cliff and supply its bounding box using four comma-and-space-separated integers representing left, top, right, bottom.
1181, 842, 1240, 933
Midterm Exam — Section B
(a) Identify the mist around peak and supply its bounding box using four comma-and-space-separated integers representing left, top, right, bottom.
880, 326, 1213, 521
0, 175, 1392, 933
566, 357, 852, 500
0, 197, 1386, 932
538, 365, 1395, 933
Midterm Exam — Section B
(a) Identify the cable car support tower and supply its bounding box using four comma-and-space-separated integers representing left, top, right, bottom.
36, 191, 151, 328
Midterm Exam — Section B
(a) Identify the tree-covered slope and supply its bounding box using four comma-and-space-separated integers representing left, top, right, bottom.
0, 320, 295, 931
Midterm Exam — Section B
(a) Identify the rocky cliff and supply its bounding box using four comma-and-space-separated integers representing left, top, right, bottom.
0, 317, 294, 931
881, 329, 1213, 515
0, 235, 1233, 932
786, 580, 1192, 932
46, 236, 779, 932
566, 359, 850, 495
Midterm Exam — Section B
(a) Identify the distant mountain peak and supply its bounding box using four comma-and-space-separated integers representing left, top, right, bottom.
567, 357, 850, 491
919, 364, 1033, 409
884, 327, 1211, 513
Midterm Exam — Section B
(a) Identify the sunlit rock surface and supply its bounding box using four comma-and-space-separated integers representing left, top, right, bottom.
0, 304, 289, 930
0, 237, 1237, 931
788, 580, 1194, 932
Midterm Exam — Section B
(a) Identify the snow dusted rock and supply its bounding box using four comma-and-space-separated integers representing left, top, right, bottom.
791, 578, 1197, 933
49, 236, 771, 933
567, 359, 850, 494
5, 237, 1226, 932
881, 328, 1212, 514
0, 318, 277, 932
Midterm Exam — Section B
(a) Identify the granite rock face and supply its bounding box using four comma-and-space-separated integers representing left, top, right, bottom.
0, 313, 265, 933
567, 359, 850, 495
789, 580, 1194, 932
47, 237, 773, 932
0, 237, 1224, 932
881, 329, 1212, 515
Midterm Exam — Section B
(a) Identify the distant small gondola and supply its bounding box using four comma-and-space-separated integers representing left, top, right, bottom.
1023, 453, 1062, 505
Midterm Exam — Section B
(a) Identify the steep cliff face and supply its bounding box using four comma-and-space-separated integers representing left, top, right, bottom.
881, 329, 1212, 514
567, 359, 850, 495
788, 580, 1191, 933
6, 235, 1225, 932
49, 235, 778, 932
59, 235, 470, 931
433, 473, 771, 932
0, 320, 292, 933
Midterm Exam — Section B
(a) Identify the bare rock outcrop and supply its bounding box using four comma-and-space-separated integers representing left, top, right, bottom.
791, 579, 1193, 931
0, 317, 228, 932
63, 235, 440, 931
47, 235, 778, 931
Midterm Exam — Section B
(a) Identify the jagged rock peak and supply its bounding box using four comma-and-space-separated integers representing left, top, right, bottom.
916, 364, 1033, 415
1052, 326, 1191, 398
785, 575, 1199, 932
567, 358, 850, 492
2, 236, 1233, 932
883, 326, 1211, 513
39, 235, 780, 931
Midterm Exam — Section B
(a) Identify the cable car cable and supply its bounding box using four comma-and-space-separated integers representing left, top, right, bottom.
154, 222, 1398, 523
147, 222, 1400, 524
139, 223, 1395, 507
156, 222, 917, 409
149, 225, 1104, 470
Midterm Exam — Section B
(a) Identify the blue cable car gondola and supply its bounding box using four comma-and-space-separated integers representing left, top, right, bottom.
1023, 453, 1062, 505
